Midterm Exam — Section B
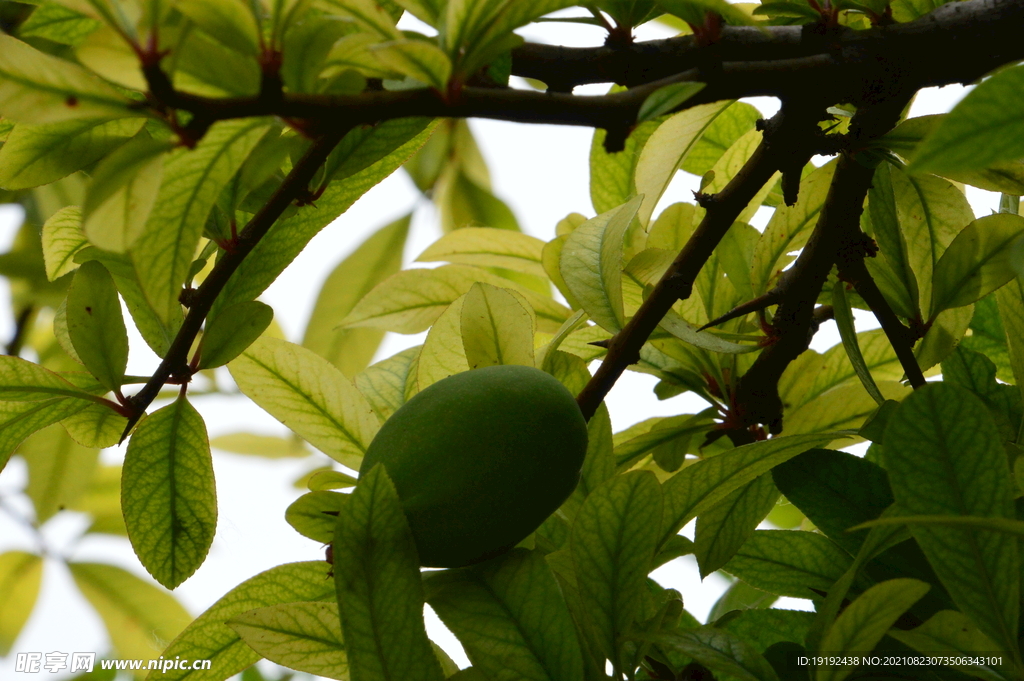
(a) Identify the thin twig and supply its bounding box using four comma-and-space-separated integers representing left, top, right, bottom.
5, 305, 34, 357
576, 102, 828, 421
119, 127, 350, 440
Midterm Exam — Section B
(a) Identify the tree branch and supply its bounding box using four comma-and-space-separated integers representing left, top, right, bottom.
119, 127, 349, 439
575, 102, 828, 421
137, 0, 1024, 152
730, 95, 915, 434
512, 0, 1024, 91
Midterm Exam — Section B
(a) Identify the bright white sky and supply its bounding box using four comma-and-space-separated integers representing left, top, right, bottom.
0, 13, 1001, 680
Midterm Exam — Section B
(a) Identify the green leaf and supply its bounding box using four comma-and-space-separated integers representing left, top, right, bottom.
131, 119, 271, 324
881, 383, 1019, 657
342, 264, 570, 334
354, 346, 421, 420
70, 562, 192, 660
681, 101, 762, 177
590, 100, 662, 215
60, 401, 128, 449
723, 530, 853, 599
333, 464, 445, 681
0, 398, 89, 471
910, 65, 1024, 176
571, 470, 663, 671
694, 473, 779, 578
210, 432, 309, 458
303, 214, 410, 377
151, 561, 335, 681
772, 449, 893, 556
637, 82, 707, 124
708, 580, 778, 623
942, 345, 1022, 440
660, 432, 841, 545
996, 279, 1024, 410
831, 281, 885, 406
41, 205, 88, 281
634, 101, 733, 226
0, 33, 138, 123
0, 551, 43, 656
18, 2, 101, 45
21, 424, 98, 522
866, 162, 920, 319
461, 281, 536, 369
199, 301, 273, 370
560, 196, 643, 332
66, 260, 128, 391
414, 294, 469, 389
658, 308, 761, 354
929, 213, 1024, 318
890, 167, 975, 314
175, 0, 261, 56
750, 161, 837, 295
75, 246, 182, 357
658, 0, 757, 26
442, 0, 577, 76
612, 410, 716, 470
0, 355, 97, 401
785, 381, 909, 435
424, 548, 585, 681
370, 40, 452, 90
651, 627, 780, 681
887, 610, 1014, 681
307, 469, 358, 491
416, 227, 547, 278
123, 396, 217, 589
210, 119, 432, 315
286, 490, 346, 543
83, 133, 171, 253
0, 117, 143, 190
229, 336, 381, 470
914, 304, 973, 372
228, 601, 348, 680
816, 579, 930, 681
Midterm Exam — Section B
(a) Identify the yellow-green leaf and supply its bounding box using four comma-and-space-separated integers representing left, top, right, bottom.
929, 213, 1024, 318
560, 195, 643, 332
342, 264, 570, 334
229, 336, 381, 469
66, 260, 128, 391
817, 579, 930, 681
210, 432, 309, 458
0, 117, 143, 190
131, 119, 271, 325
634, 101, 732, 226
151, 561, 335, 681
83, 134, 170, 253
70, 562, 192, 660
228, 601, 348, 680
303, 214, 410, 377
416, 227, 547, 278
199, 301, 274, 370
123, 396, 217, 589
21, 424, 98, 522
370, 40, 451, 90
0, 33, 138, 123
41, 205, 88, 281
333, 465, 446, 681
461, 281, 535, 369
418, 294, 470, 389
0, 551, 43, 655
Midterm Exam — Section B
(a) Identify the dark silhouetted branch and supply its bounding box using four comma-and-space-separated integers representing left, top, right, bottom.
576, 102, 829, 421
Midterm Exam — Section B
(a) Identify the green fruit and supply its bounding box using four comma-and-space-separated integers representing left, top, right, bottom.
360, 364, 588, 568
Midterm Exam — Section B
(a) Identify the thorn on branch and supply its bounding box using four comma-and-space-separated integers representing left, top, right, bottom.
697, 291, 779, 331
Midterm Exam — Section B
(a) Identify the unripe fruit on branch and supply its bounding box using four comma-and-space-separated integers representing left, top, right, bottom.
360, 364, 589, 568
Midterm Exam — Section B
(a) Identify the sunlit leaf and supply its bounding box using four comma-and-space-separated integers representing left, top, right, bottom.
229, 336, 381, 469
0, 551, 43, 656
229, 601, 348, 680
